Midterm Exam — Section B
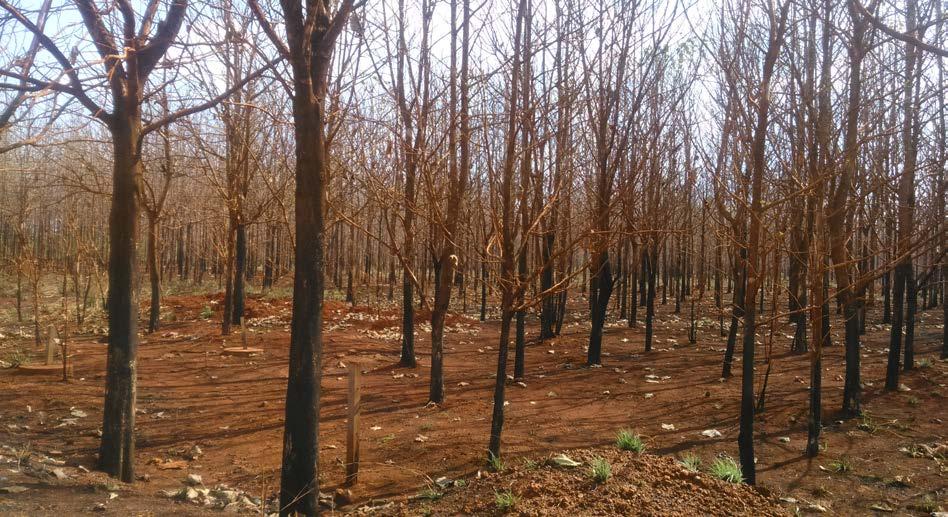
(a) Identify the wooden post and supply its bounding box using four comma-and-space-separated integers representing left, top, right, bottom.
345, 362, 362, 486
62, 317, 68, 381
241, 317, 248, 350
46, 325, 57, 365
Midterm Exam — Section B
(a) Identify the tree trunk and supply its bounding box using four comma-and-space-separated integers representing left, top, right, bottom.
232, 222, 246, 325
97, 112, 141, 483
146, 215, 160, 333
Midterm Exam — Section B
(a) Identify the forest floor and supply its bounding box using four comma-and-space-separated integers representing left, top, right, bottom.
0, 290, 945, 516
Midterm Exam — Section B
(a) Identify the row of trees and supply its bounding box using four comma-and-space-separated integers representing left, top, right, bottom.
1, 0, 945, 513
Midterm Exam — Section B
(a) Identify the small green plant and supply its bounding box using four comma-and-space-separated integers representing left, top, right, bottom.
454, 479, 467, 488
908, 396, 919, 407
829, 457, 852, 473
918, 358, 933, 369
588, 457, 611, 483
857, 414, 879, 434
522, 458, 539, 470
616, 429, 645, 453
200, 305, 213, 319
488, 452, 505, 472
912, 495, 938, 513
6, 349, 30, 367
494, 490, 518, 512
380, 433, 396, 444
679, 453, 701, 472
417, 488, 442, 501
709, 456, 743, 484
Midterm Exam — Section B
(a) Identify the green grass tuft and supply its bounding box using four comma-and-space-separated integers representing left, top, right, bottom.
679, 453, 701, 472
829, 456, 852, 473
709, 455, 743, 484
494, 490, 518, 512
488, 452, 505, 472
588, 457, 611, 483
616, 429, 646, 453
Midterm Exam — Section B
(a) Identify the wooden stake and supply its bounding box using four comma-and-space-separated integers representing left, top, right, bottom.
62, 317, 68, 381
46, 325, 57, 365
345, 362, 362, 486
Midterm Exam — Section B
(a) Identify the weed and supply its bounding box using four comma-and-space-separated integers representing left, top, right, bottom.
5, 349, 30, 367
522, 459, 539, 470
829, 457, 852, 473
679, 453, 701, 472
709, 455, 742, 484
417, 488, 442, 501
918, 358, 933, 368
616, 429, 645, 453
494, 490, 518, 512
380, 433, 395, 444
200, 305, 213, 319
588, 457, 611, 483
488, 452, 505, 473
908, 396, 919, 407
857, 414, 879, 434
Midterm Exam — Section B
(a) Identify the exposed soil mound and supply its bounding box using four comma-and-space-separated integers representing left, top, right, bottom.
391, 448, 787, 516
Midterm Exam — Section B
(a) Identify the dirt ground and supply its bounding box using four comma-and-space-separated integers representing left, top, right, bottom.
0, 291, 944, 515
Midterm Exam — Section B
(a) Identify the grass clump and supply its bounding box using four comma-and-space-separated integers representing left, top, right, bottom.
616, 429, 645, 453
588, 457, 611, 483
494, 490, 518, 512
200, 305, 213, 319
709, 455, 743, 484
417, 488, 442, 501
918, 358, 933, 369
679, 453, 701, 472
488, 452, 505, 473
829, 456, 852, 473
857, 413, 879, 434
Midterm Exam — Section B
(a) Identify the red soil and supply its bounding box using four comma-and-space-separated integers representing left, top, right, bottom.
0, 294, 944, 515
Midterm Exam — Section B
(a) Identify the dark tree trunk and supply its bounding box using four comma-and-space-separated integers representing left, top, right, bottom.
540, 232, 555, 339
98, 113, 141, 483
723, 249, 746, 378
587, 251, 613, 365
232, 223, 246, 325
146, 216, 160, 333
644, 247, 657, 352
399, 275, 416, 367
279, 108, 327, 517
903, 265, 916, 371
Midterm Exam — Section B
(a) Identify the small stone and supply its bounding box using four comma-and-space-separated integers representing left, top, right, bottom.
52, 468, 68, 479
214, 489, 239, 504
778, 437, 791, 443
0, 486, 29, 494
185, 473, 203, 486
414, 434, 428, 443
92, 503, 107, 512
